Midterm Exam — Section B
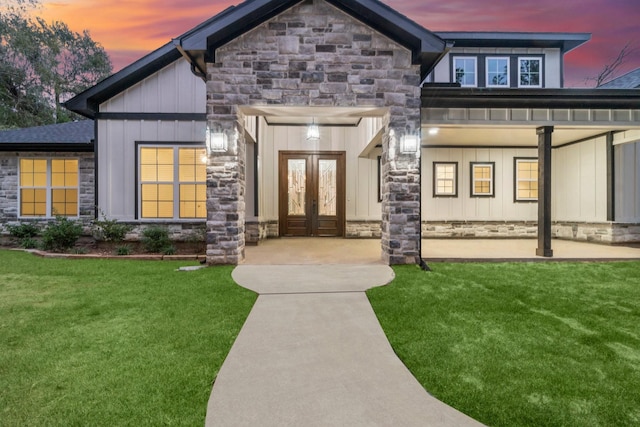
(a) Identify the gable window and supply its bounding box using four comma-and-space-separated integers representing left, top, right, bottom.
433, 162, 458, 197
470, 162, 495, 197
19, 158, 78, 217
486, 57, 509, 87
514, 158, 538, 202
519, 57, 542, 87
139, 146, 206, 219
453, 57, 477, 87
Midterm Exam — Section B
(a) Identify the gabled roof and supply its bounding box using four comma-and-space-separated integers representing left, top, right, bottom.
598, 67, 640, 89
435, 32, 591, 53
0, 120, 94, 151
65, 0, 448, 119
177, 0, 448, 75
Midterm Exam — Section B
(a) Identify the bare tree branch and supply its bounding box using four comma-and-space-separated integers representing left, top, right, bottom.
586, 41, 638, 87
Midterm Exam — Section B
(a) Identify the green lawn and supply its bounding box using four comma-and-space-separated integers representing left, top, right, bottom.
0, 250, 256, 426
368, 262, 640, 427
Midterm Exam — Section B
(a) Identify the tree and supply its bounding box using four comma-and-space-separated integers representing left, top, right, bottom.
587, 41, 638, 87
0, 1, 112, 129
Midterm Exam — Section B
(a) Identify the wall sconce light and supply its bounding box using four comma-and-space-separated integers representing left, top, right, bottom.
307, 119, 320, 142
400, 133, 420, 154
206, 127, 227, 153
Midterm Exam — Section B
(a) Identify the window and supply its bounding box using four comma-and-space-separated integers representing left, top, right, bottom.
139, 146, 206, 219
453, 57, 477, 87
19, 158, 78, 217
519, 57, 542, 87
433, 162, 458, 197
514, 158, 538, 201
486, 57, 509, 87
470, 162, 495, 197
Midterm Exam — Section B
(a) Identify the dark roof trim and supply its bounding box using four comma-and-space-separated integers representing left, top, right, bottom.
435, 31, 591, 53
0, 142, 94, 152
421, 88, 640, 109
64, 43, 182, 118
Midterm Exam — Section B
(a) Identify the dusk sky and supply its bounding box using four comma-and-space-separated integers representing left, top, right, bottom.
39, 0, 640, 87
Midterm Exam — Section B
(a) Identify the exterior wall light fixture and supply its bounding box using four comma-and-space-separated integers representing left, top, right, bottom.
307, 119, 320, 142
400, 133, 421, 154
206, 127, 227, 153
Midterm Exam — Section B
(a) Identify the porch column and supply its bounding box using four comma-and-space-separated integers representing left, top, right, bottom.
206, 113, 246, 265
381, 117, 421, 265
536, 126, 553, 257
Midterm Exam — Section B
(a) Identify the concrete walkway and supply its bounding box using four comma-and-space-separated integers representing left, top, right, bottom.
205, 265, 484, 426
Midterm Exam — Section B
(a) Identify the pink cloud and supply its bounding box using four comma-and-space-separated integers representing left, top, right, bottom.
39, 0, 640, 87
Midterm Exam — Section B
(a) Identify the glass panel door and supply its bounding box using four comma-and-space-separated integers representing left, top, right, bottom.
318, 159, 336, 216
287, 159, 306, 215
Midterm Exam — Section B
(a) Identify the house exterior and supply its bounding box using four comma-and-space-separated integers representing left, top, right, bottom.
1, 0, 639, 265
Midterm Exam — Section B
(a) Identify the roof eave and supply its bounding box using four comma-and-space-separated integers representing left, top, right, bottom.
421, 87, 640, 109
0, 142, 94, 152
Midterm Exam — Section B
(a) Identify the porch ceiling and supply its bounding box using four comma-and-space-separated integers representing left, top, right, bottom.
420, 126, 621, 147
239, 105, 387, 126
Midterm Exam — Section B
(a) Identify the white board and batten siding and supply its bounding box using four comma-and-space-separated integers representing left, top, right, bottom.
615, 141, 640, 222
257, 119, 381, 223
97, 58, 206, 220
431, 48, 562, 88
552, 135, 608, 222
423, 147, 538, 221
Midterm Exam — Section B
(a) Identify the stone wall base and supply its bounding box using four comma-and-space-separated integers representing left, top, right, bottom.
553, 222, 640, 244
245, 220, 278, 244
345, 220, 382, 238
422, 221, 538, 238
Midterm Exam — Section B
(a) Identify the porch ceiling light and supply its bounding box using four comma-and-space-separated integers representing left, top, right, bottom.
428, 127, 439, 136
400, 133, 420, 154
206, 127, 227, 153
307, 119, 320, 142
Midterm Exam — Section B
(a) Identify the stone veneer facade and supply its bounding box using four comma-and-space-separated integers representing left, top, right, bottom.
0, 152, 95, 224
205, 0, 422, 264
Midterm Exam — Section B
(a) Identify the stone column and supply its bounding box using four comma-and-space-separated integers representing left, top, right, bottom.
206, 114, 246, 265
381, 113, 422, 265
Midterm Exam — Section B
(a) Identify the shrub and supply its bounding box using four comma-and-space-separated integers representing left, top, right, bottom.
141, 225, 173, 254
7, 222, 40, 239
92, 211, 132, 242
41, 217, 83, 252
20, 237, 39, 249
115, 245, 132, 256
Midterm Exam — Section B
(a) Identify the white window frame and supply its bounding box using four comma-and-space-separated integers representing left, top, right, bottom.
518, 57, 543, 88
514, 158, 538, 202
433, 162, 458, 197
453, 57, 477, 87
18, 157, 80, 218
470, 162, 495, 197
138, 145, 207, 220
486, 57, 510, 87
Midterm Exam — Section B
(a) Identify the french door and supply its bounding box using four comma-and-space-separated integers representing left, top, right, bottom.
279, 151, 345, 237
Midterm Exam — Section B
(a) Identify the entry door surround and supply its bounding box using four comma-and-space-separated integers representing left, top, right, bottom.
279, 151, 345, 237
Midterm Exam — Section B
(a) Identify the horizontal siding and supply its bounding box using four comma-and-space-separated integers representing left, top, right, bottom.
100, 59, 206, 114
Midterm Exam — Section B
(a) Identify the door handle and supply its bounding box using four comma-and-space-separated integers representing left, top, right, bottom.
312, 200, 317, 214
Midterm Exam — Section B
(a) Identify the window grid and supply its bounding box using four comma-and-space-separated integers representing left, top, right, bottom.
486, 57, 509, 87
519, 57, 542, 87
19, 158, 79, 217
139, 146, 207, 219
453, 57, 477, 87
471, 163, 494, 197
515, 158, 538, 201
433, 162, 458, 197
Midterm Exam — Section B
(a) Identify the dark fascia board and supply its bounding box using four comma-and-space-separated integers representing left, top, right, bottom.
64, 43, 182, 119
178, 0, 447, 76
0, 142, 94, 152
435, 31, 591, 54
421, 87, 640, 109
